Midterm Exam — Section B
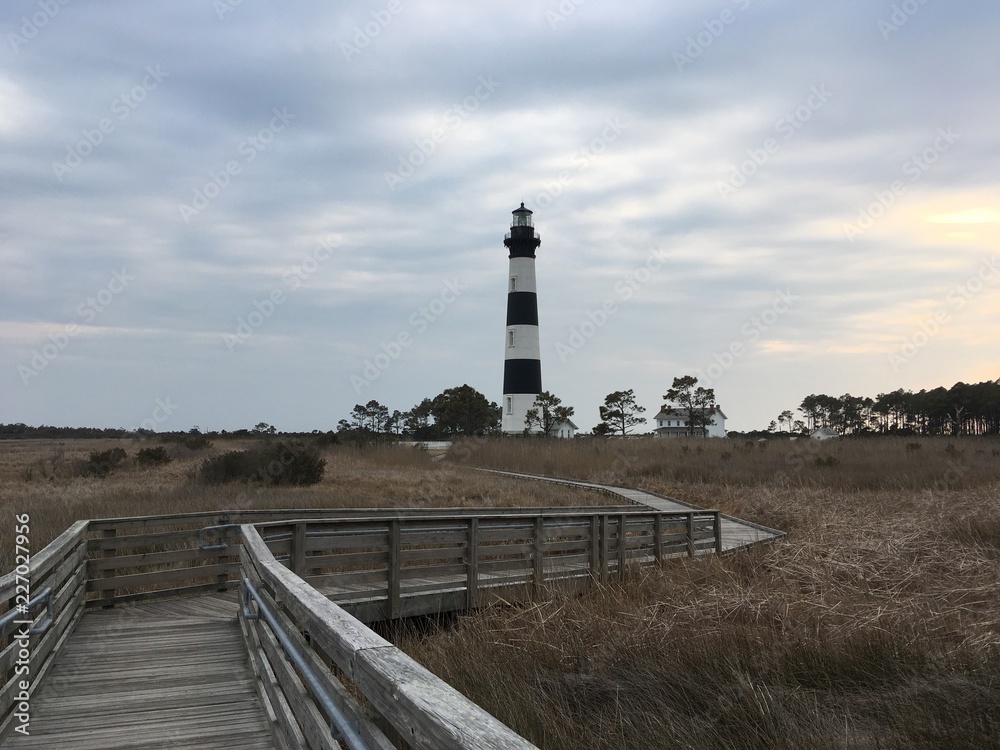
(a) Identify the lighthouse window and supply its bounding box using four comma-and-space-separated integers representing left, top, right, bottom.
508, 330, 515, 347
510, 276, 516, 292
506, 397, 513, 414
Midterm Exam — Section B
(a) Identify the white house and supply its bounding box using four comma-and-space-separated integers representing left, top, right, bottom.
549, 418, 578, 439
652, 405, 727, 438
810, 426, 840, 441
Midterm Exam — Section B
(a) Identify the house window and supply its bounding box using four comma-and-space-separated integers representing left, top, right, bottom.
506, 397, 513, 415
508, 330, 515, 348
510, 276, 517, 292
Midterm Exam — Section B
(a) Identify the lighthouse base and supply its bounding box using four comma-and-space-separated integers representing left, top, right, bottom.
501, 393, 543, 435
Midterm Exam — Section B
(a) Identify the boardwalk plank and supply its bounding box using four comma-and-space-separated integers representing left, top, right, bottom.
5, 594, 275, 750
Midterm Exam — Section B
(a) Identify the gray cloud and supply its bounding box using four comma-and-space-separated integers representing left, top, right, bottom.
2, 0, 998, 432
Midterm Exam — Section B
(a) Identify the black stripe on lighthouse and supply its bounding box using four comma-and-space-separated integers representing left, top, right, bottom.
505, 292, 539, 326
503, 359, 542, 394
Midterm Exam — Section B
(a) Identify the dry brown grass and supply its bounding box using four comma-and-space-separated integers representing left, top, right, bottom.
447, 434, 1000, 495
0, 438, 601, 571
391, 439, 1000, 750
5, 435, 1000, 748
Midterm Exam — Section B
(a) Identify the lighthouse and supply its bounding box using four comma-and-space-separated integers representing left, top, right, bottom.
501, 203, 543, 434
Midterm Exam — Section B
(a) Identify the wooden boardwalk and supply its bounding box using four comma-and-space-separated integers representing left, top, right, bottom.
476, 469, 785, 551
2, 472, 783, 749
6, 592, 274, 750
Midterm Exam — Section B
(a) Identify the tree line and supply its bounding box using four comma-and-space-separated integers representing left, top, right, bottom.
7, 376, 996, 441
786, 379, 1000, 436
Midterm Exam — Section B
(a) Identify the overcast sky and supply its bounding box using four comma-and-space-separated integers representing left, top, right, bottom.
2, 1, 998, 434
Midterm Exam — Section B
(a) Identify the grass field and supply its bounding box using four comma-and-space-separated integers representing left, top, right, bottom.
2, 435, 999, 748
405, 436, 1000, 750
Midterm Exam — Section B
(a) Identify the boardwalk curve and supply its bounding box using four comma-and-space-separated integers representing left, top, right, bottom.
2, 474, 783, 749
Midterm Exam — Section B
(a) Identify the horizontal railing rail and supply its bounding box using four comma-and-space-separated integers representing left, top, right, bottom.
81, 505, 655, 608
0, 519, 89, 738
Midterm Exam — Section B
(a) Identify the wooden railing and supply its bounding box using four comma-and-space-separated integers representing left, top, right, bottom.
0, 504, 725, 747
80, 505, 667, 609
0, 520, 89, 737
241, 522, 542, 750
238, 509, 721, 749
257, 510, 723, 622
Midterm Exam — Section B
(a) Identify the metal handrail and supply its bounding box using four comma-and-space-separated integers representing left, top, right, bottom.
198, 524, 241, 551
242, 577, 371, 750
0, 586, 54, 637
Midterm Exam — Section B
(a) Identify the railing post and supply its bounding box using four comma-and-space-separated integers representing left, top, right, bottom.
466, 518, 479, 610
617, 513, 628, 580
600, 515, 609, 584
216, 515, 230, 591
653, 514, 663, 566
101, 527, 116, 608
589, 515, 600, 580
686, 513, 695, 558
714, 511, 724, 555
533, 516, 545, 595
388, 519, 401, 620
290, 522, 306, 577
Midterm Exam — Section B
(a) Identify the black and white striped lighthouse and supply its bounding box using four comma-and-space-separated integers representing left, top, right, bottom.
502, 203, 543, 434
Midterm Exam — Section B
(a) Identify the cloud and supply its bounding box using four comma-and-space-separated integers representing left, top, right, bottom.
1, 1, 999, 432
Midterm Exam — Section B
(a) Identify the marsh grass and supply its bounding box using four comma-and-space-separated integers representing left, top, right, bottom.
4, 436, 1000, 748
396, 444, 1000, 750
448, 435, 1000, 493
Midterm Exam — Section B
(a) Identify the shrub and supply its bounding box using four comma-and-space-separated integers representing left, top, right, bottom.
198, 441, 325, 486
183, 434, 213, 451
86, 447, 128, 477
199, 450, 257, 484
136, 446, 172, 466
254, 441, 326, 486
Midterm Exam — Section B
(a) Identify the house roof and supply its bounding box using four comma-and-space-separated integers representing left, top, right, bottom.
654, 405, 727, 420
551, 418, 578, 430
